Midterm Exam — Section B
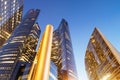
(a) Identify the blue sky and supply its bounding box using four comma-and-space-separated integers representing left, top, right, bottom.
24, 0, 120, 80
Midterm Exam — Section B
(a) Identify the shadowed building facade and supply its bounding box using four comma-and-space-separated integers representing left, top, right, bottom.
0, 0, 23, 47
51, 19, 78, 80
85, 28, 120, 80
0, 9, 40, 80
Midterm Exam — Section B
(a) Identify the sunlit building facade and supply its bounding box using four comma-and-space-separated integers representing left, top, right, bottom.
85, 28, 120, 80
0, 0, 23, 47
28, 25, 53, 80
51, 19, 78, 80
0, 9, 40, 80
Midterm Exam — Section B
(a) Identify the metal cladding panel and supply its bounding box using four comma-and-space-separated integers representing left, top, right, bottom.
29, 25, 53, 80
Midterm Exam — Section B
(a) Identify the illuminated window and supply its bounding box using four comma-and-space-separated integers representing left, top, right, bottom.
0, 16, 2, 21
4, 6, 7, 9
0, 61, 14, 64
4, 1, 7, 5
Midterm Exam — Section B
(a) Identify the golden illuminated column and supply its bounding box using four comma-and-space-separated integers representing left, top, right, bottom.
32, 24, 53, 80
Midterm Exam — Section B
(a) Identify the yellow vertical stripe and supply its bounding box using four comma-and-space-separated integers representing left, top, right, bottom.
29, 25, 53, 80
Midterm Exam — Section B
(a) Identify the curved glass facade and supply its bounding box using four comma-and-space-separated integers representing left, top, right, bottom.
0, 0, 23, 47
0, 9, 40, 80
51, 19, 78, 80
85, 28, 120, 80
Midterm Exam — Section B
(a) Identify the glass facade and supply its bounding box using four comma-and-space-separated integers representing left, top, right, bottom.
0, 9, 40, 80
0, 0, 23, 47
49, 61, 58, 80
51, 19, 78, 80
85, 28, 120, 80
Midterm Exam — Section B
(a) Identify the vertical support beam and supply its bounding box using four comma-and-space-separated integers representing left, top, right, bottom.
27, 55, 37, 80
31, 24, 53, 80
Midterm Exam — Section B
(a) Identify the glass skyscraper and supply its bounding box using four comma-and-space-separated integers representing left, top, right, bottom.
51, 19, 78, 80
85, 28, 120, 80
0, 0, 23, 47
49, 61, 58, 80
0, 9, 40, 80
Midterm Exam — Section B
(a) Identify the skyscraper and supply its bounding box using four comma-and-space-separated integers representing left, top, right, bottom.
0, 0, 23, 47
85, 28, 120, 80
0, 9, 40, 80
51, 19, 78, 80
49, 61, 58, 80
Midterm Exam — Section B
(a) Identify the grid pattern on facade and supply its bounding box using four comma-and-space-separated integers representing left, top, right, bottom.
85, 28, 120, 80
51, 19, 78, 80
0, 0, 23, 47
0, 9, 40, 80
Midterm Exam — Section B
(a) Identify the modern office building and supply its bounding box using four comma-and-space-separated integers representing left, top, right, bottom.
49, 61, 58, 80
85, 28, 120, 80
51, 19, 78, 80
0, 0, 23, 47
0, 9, 40, 80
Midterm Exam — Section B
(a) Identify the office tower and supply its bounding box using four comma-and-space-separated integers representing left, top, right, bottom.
85, 28, 120, 80
0, 9, 40, 80
30, 25, 53, 80
51, 19, 78, 80
49, 61, 58, 80
0, 0, 23, 47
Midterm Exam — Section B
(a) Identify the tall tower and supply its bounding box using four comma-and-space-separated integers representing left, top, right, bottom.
0, 9, 40, 80
0, 0, 23, 47
51, 19, 78, 80
85, 28, 120, 80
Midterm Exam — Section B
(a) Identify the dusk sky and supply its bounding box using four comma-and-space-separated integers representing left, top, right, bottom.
24, 0, 120, 80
